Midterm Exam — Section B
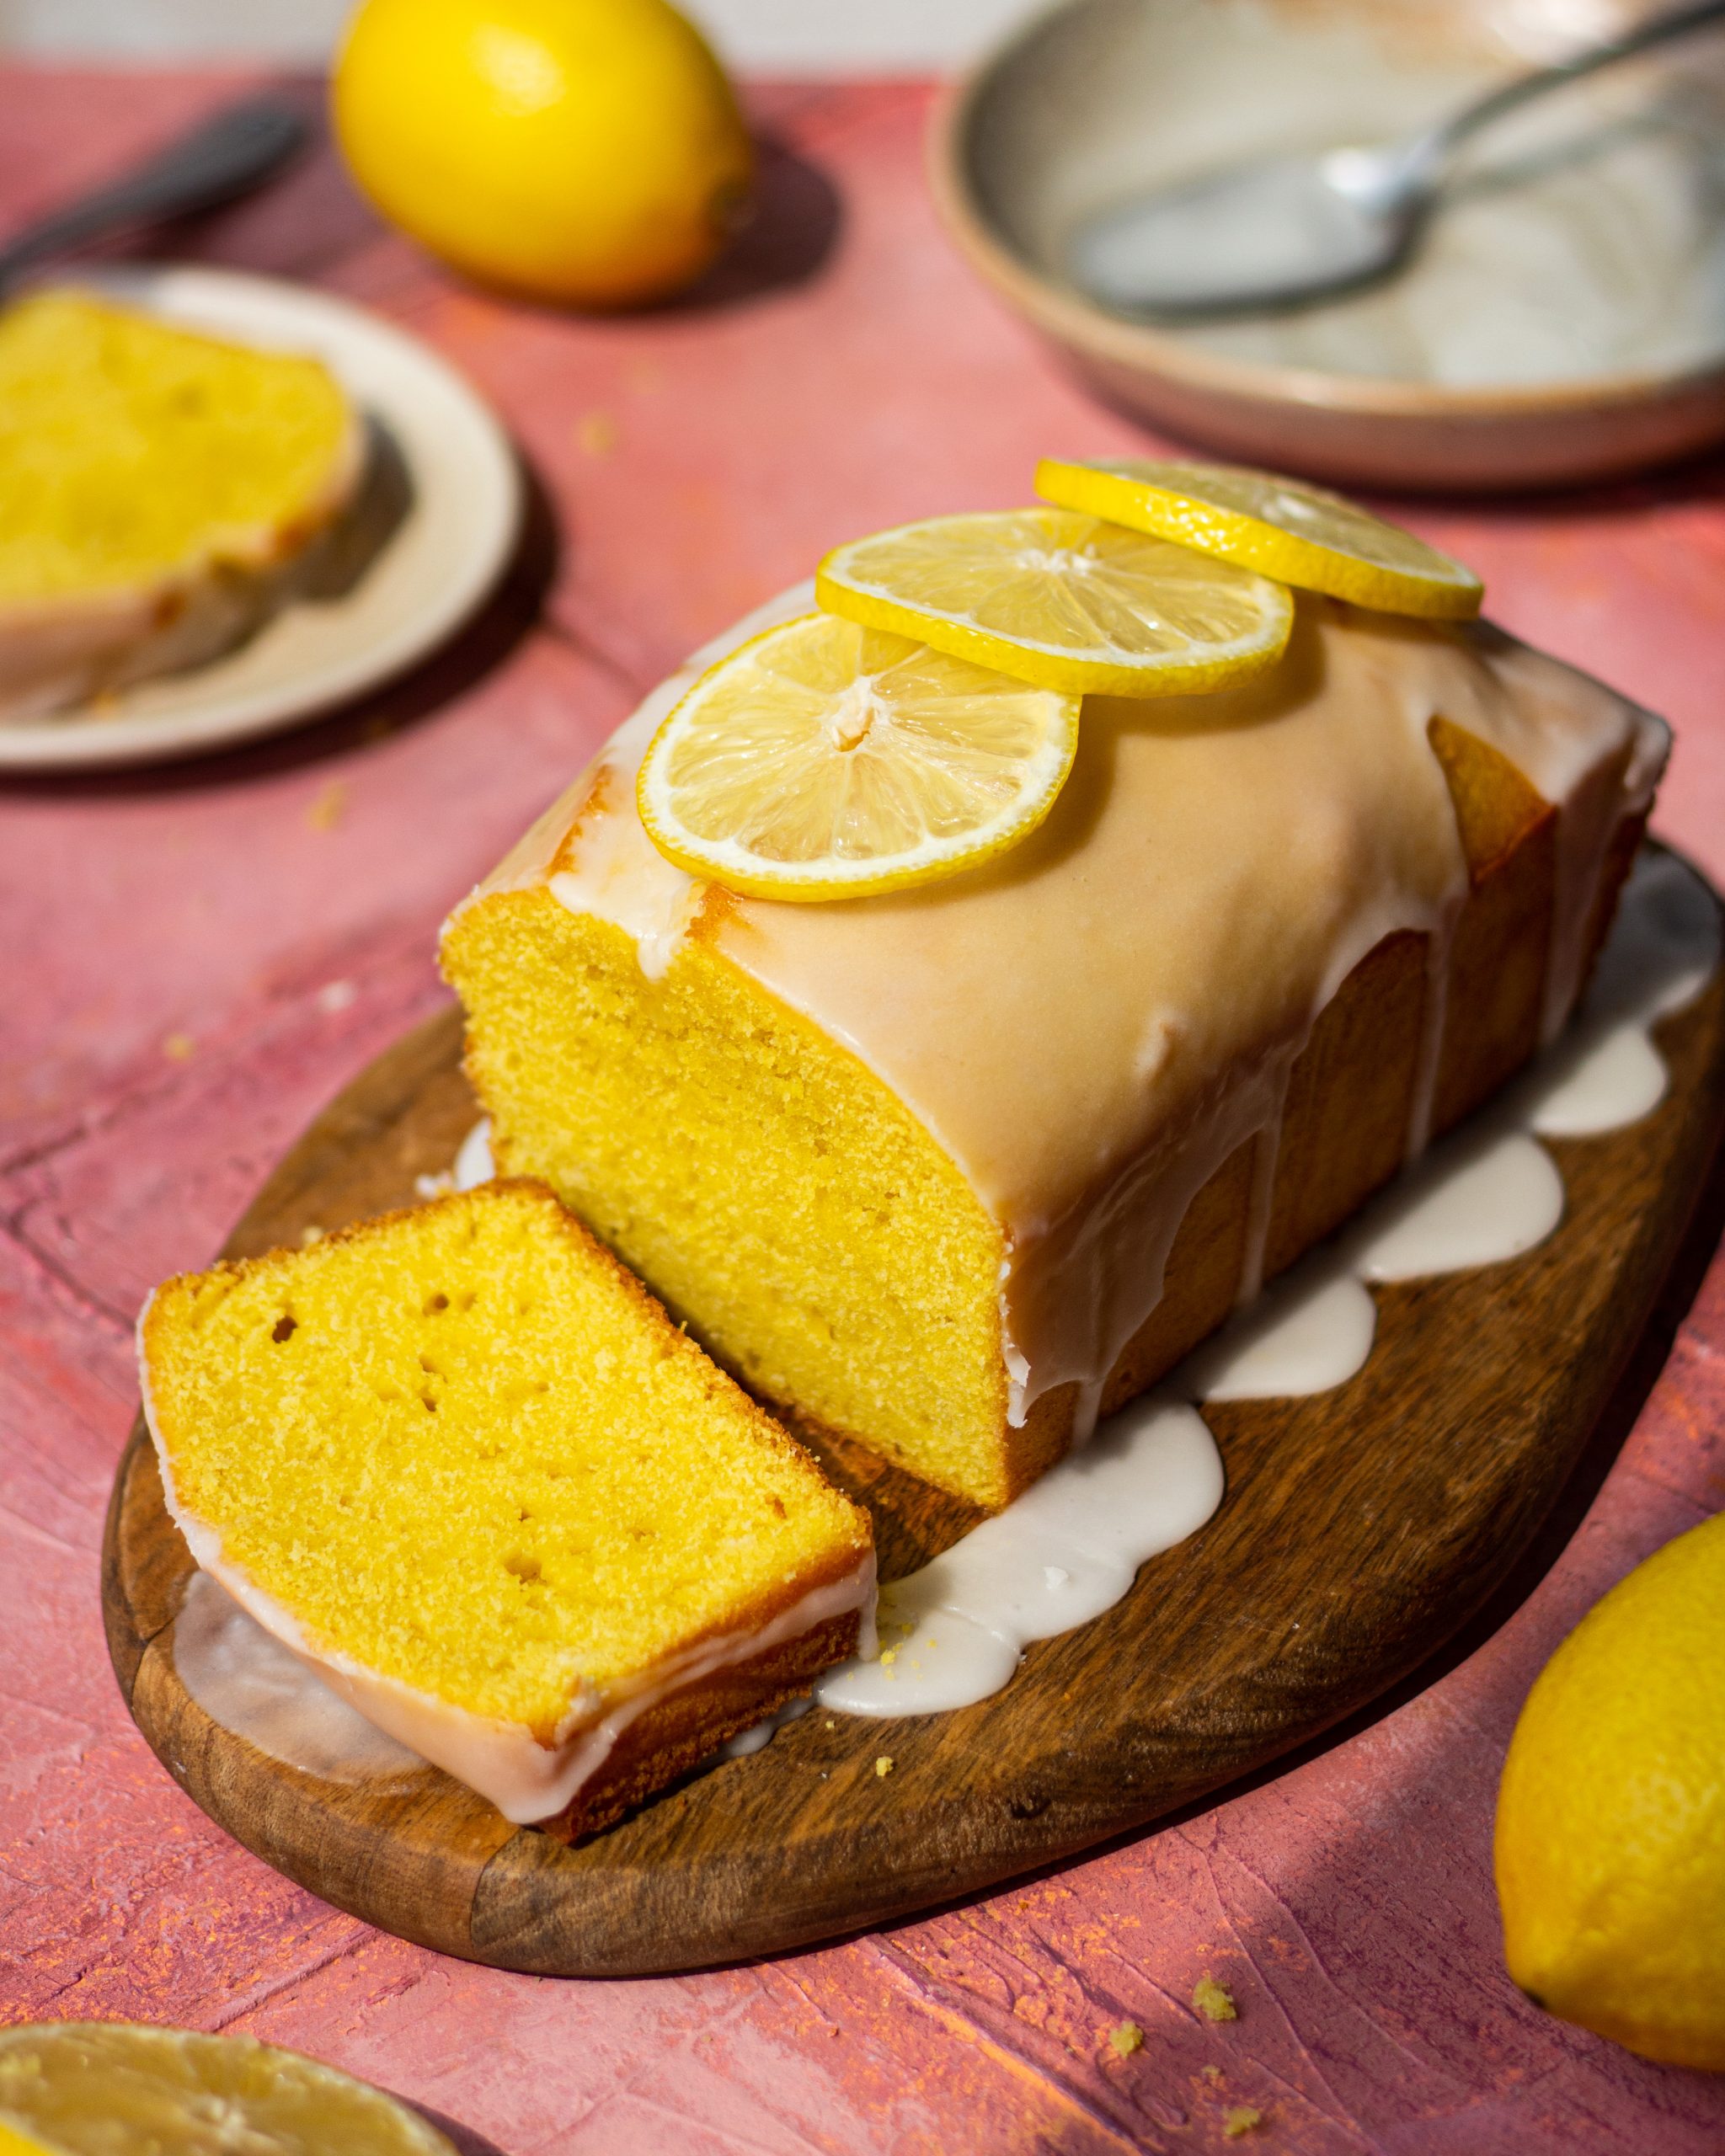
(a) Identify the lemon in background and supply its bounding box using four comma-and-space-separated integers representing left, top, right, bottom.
333, 0, 754, 307
1495, 1511, 1725, 2070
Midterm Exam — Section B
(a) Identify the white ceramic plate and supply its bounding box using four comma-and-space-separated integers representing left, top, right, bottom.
0, 266, 521, 771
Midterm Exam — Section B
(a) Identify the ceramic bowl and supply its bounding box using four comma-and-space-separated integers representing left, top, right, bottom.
930, 0, 1725, 490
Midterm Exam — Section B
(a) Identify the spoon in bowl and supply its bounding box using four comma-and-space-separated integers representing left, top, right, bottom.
1067, 0, 1725, 321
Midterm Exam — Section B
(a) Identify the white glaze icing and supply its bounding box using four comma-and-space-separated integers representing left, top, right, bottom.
817, 1396, 1223, 1716
452, 1115, 494, 1190
172, 1570, 425, 1785
457, 586, 1665, 1444
816, 851, 1717, 1717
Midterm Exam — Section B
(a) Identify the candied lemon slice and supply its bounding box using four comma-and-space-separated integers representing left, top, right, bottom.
0, 2022, 455, 2156
637, 612, 1079, 901
1035, 457, 1483, 620
814, 508, 1292, 697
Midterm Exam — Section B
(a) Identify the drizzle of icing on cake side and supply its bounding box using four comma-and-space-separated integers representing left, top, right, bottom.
462, 584, 1666, 1440
818, 849, 1717, 1716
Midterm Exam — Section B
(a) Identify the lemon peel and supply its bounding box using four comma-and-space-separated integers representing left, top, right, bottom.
637, 612, 1080, 902
1495, 1511, 1725, 2069
1035, 458, 1482, 621
334, 0, 753, 308
816, 508, 1292, 698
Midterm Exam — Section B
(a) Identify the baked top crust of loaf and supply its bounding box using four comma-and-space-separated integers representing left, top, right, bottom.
139, 1182, 874, 1827
447, 587, 1668, 1496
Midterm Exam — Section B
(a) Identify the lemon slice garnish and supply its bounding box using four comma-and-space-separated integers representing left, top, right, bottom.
814, 508, 1293, 698
0, 2023, 455, 2155
1035, 458, 1482, 621
637, 612, 1080, 901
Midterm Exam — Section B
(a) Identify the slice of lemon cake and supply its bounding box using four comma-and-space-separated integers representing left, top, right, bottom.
441, 588, 1666, 1511
0, 290, 362, 718
138, 1181, 874, 1836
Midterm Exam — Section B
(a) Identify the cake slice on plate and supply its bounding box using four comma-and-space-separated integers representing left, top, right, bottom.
0, 290, 362, 719
138, 1181, 875, 1837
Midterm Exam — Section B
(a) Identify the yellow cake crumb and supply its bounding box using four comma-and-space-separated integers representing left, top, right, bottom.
874, 1755, 895, 1778
307, 780, 347, 832
441, 896, 1017, 1508
141, 1181, 873, 1731
1194, 1977, 1237, 2022
0, 290, 354, 604
1223, 2105, 1262, 2137
1107, 2020, 1143, 2059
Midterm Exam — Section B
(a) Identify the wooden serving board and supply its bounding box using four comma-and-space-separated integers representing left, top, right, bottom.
104, 871, 1725, 1977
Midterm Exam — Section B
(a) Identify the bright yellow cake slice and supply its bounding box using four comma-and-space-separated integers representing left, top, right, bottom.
138, 1181, 874, 1837
0, 290, 362, 718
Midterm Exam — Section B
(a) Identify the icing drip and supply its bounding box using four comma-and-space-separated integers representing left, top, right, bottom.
173, 1568, 425, 1785
1236, 1064, 1289, 1310
817, 1396, 1223, 1716
1404, 923, 1453, 1163
452, 1116, 494, 1190
817, 851, 1717, 1717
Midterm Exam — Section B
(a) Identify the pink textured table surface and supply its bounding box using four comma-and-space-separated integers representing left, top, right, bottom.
4, 67, 1725, 2156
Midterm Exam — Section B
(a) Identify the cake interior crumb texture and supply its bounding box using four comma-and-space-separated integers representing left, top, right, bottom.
445, 900, 1014, 1504
142, 1182, 870, 1741
0, 290, 353, 601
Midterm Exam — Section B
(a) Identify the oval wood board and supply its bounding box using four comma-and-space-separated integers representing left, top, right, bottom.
104, 860, 1725, 1977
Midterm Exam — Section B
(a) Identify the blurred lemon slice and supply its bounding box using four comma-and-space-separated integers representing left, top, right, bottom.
814, 509, 1292, 698
0, 2023, 455, 2155
637, 613, 1080, 900
1035, 458, 1483, 621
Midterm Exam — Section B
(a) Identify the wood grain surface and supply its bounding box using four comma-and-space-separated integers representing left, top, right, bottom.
100, 857, 1725, 1977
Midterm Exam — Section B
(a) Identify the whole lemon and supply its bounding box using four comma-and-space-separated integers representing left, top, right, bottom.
1495, 1510, 1725, 2069
332, 0, 753, 308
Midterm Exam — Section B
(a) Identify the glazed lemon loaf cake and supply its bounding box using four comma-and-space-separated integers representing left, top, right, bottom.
139, 1181, 874, 1834
442, 589, 1667, 1511
0, 291, 361, 718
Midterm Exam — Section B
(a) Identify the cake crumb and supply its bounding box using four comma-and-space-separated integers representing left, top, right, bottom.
1223, 2105, 1262, 2137
874, 1755, 895, 1778
824, 1719, 836, 1730
1194, 1977, 1237, 2022
307, 780, 347, 832
162, 1033, 195, 1063
1106, 2020, 1143, 2059
299, 1224, 324, 1246
578, 409, 618, 456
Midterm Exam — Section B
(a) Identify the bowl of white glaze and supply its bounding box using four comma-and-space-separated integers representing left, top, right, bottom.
931, 0, 1725, 490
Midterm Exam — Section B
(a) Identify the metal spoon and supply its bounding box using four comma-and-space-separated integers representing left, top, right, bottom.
1068, 0, 1725, 321
0, 97, 307, 295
